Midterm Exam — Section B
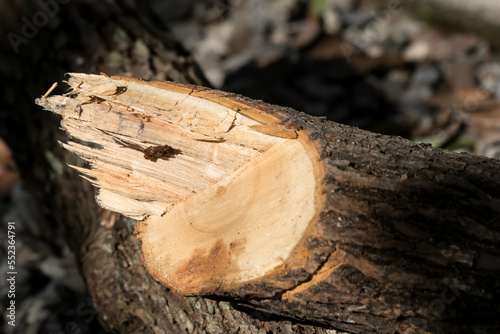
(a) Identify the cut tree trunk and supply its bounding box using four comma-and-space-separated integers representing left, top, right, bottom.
37, 73, 500, 334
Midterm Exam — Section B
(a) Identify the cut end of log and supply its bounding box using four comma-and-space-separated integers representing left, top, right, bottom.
36, 73, 326, 296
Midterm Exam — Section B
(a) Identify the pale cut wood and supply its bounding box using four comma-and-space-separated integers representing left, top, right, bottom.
36, 73, 324, 295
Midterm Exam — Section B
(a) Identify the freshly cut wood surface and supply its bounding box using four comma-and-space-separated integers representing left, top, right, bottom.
37, 73, 500, 333
37, 73, 325, 295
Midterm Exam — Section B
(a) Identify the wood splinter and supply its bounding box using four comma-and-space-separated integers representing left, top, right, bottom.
36, 73, 500, 334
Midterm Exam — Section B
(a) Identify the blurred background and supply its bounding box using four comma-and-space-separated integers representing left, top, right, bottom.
1, 0, 500, 333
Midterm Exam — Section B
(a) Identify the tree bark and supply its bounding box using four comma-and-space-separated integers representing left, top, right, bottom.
38, 73, 500, 334
2, 1, 500, 334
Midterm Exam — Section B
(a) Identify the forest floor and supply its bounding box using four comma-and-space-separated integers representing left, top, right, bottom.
161, 0, 500, 156
1, 0, 500, 333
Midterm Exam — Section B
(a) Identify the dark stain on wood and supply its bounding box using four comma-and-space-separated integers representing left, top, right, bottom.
108, 135, 181, 161
115, 86, 127, 95
172, 238, 246, 294
144, 145, 181, 162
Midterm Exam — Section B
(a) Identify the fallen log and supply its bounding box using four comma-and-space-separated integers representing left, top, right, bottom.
37, 73, 500, 334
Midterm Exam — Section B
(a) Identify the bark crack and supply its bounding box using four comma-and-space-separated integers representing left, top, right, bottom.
276, 248, 338, 301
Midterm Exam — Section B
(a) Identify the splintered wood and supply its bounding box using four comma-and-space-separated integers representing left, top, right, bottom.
36, 73, 324, 295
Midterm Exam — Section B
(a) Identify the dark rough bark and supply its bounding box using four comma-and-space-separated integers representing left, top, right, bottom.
2, 1, 500, 334
244, 107, 500, 333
